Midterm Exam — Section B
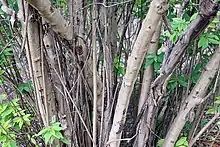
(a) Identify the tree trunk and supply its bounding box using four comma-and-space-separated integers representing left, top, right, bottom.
163, 45, 220, 147
137, 19, 162, 147
107, 0, 168, 146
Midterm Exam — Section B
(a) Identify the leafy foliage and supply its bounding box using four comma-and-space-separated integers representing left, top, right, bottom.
144, 52, 164, 73
0, 98, 32, 147
34, 122, 69, 145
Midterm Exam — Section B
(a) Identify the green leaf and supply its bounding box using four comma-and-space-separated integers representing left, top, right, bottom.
2, 107, 13, 118
214, 100, 220, 104
0, 69, 5, 75
13, 117, 24, 129
194, 63, 202, 73
8, 140, 17, 147
145, 54, 156, 59
154, 62, 161, 71
0, 77, 4, 84
60, 137, 70, 144
198, 36, 209, 49
3, 48, 13, 56
54, 131, 63, 139
50, 129, 56, 137
0, 104, 8, 113
0, 135, 7, 142
216, 107, 220, 113
44, 131, 52, 145
190, 13, 198, 21
49, 136, 56, 144
168, 81, 177, 90
175, 137, 188, 146
144, 59, 154, 67
208, 38, 219, 44
172, 18, 184, 23
23, 114, 31, 122
157, 53, 164, 63
36, 128, 49, 136
18, 81, 33, 93
157, 139, 164, 147
31, 138, 37, 145
178, 76, 188, 87
170, 34, 178, 42
206, 108, 215, 114
18, 119, 24, 129
178, 80, 188, 87
212, 18, 220, 23
192, 72, 201, 84
207, 34, 219, 40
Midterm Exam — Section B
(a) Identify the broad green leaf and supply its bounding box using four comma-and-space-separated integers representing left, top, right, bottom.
216, 96, 220, 100
13, 117, 23, 129
170, 34, 178, 42
144, 59, 154, 67
208, 38, 219, 44
0, 135, 7, 142
8, 140, 17, 147
192, 72, 201, 84
198, 36, 209, 49
175, 137, 188, 146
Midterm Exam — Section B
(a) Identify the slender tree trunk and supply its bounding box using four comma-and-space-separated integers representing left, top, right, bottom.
137, 19, 162, 147
107, 0, 168, 146
163, 45, 220, 147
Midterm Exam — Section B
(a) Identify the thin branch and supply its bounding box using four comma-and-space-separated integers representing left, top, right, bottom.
189, 113, 220, 147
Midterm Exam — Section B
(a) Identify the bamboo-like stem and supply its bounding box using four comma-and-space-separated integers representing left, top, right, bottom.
92, 1, 98, 146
